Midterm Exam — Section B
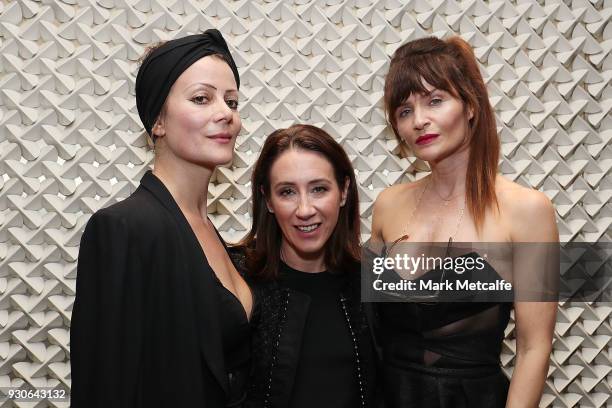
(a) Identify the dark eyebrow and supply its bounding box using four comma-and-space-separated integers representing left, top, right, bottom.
187, 82, 216, 90
186, 82, 238, 94
273, 181, 293, 187
273, 179, 333, 188
308, 178, 333, 185
420, 88, 439, 96
399, 88, 441, 105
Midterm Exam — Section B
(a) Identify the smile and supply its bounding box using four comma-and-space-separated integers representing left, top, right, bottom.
296, 224, 321, 232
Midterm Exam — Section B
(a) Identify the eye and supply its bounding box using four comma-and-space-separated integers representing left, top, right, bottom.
312, 186, 328, 194
279, 188, 295, 197
398, 107, 412, 118
191, 95, 209, 105
225, 99, 239, 110
430, 97, 443, 106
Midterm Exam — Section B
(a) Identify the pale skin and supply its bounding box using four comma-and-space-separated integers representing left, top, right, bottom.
150, 55, 252, 320
371, 82, 557, 407
265, 149, 349, 273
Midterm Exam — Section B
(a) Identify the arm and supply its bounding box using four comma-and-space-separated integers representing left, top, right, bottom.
371, 186, 400, 244
370, 191, 385, 244
70, 210, 144, 408
506, 191, 558, 408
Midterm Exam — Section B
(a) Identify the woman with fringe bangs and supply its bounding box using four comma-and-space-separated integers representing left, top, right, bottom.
234, 124, 378, 408
371, 36, 558, 407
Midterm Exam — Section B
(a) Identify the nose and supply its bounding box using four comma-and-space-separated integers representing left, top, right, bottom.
296, 194, 316, 219
412, 104, 430, 130
213, 98, 234, 123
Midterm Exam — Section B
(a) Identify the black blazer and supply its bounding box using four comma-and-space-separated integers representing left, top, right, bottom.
70, 170, 233, 407
230, 251, 379, 408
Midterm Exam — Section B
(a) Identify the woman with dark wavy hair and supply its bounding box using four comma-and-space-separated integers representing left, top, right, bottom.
236, 124, 378, 408
371, 36, 558, 407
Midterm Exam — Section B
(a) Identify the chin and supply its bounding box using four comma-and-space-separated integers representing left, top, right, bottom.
295, 242, 324, 254
414, 146, 457, 163
190, 157, 232, 169
291, 241, 326, 259
204, 150, 234, 167
214, 153, 234, 166
413, 150, 438, 163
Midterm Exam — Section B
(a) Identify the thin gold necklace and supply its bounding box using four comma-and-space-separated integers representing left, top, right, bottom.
430, 178, 464, 203
381, 178, 466, 304
387, 177, 465, 251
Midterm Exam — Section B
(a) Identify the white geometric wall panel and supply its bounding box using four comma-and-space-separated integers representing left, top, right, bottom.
0, 0, 610, 406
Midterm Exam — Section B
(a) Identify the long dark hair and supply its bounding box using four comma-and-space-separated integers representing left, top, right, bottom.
384, 36, 500, 231
239, 124, 361, 281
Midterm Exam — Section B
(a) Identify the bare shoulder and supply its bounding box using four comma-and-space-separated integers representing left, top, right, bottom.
371, 178, 426, 241
496, 176, 558, 242
496, 177, 554, 216
374, 178, 425, 213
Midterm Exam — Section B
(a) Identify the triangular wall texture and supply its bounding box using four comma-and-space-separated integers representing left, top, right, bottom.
0, 0, 610, 407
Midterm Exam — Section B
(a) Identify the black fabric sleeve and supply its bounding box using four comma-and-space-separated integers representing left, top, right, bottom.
70, 210, 144, 408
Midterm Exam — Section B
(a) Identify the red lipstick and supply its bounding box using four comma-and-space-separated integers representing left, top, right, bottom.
415, 133, 439, 145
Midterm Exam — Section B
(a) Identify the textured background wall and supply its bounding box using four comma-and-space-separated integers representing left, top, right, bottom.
0, 0, 610, 407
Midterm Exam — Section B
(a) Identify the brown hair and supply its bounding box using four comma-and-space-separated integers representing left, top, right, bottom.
384, 36, 499, 231
239, 124, 361, 281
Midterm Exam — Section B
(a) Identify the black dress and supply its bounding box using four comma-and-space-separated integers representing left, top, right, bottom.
214, 278, 251, 406
378, 253, 511, 408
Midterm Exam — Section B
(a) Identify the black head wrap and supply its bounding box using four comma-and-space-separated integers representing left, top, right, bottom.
136, 29, 240, 136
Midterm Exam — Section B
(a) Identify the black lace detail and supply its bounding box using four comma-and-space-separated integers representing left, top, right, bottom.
341, 271, 373, 407
341, 295, 366, 408
247, 285, 289, 407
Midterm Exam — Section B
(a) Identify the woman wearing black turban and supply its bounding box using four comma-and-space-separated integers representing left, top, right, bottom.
70, 29, 252, 407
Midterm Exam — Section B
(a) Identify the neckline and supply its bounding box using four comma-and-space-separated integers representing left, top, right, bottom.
142, 170, 253, 323
281, 261, 328, 275
213, 274, 251, 323
281, 261, 330, 276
